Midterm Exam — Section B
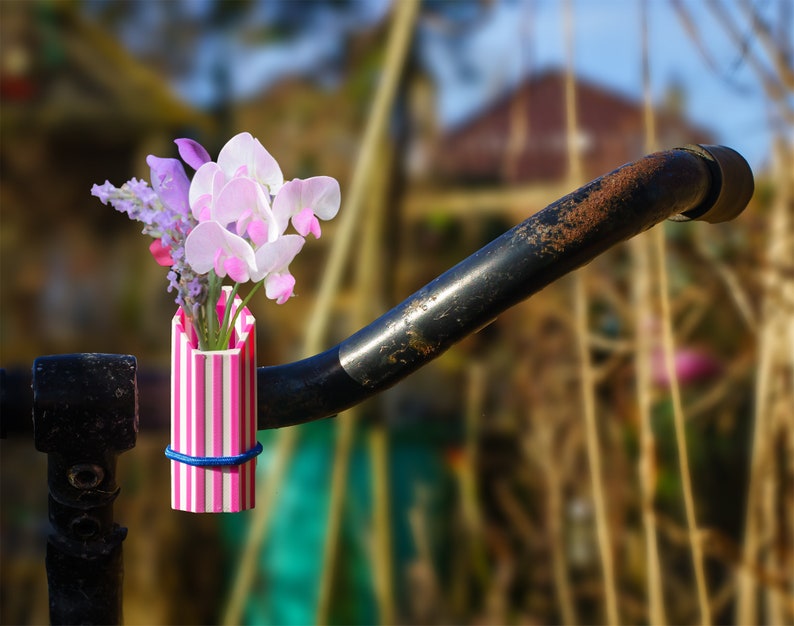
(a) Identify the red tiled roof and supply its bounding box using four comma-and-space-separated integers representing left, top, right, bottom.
433, 69, 712, 185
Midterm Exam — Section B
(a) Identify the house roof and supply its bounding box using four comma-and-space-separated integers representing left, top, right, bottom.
432, 69, 712, 185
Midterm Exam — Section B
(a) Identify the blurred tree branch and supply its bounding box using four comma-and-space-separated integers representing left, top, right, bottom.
671, 0, 794, 125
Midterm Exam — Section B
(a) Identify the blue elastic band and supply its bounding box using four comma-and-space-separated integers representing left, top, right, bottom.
165, 441, 263, 467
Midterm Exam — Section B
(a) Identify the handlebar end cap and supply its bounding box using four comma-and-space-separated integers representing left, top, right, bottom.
670, 144, 754, 224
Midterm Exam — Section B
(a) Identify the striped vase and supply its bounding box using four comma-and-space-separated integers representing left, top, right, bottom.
169, 287, 258, 513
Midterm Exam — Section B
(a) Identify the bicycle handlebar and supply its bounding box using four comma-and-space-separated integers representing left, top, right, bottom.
257, 145, 754, 429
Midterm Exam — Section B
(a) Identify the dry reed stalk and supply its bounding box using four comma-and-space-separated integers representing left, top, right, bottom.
462, 362, 489, 585
637, 5, 666, 621
564, 0, 620, 622
221, 427, 300, 625
656, 511, 793, 598
703, 25, 794, 621
318, 119, 399, 625
302, 0, 419, 354
736, 312, 772, 624
510, 299, 589, 624
518, 309, 581, 626
493, 480, 540, 545
653, 224, 711, 626
632, 232, 667, 626
369, 424, 395, 624
763, 141, 793, 626
361, 138, 396, 625
222, 2, 418, 622
406, 485, 446, 622
574, 274, 621, 626
692, 230, 757, 331
700, 3, 794, 620
482, 544, 514, 626
762, 411, 783, 626
562, 0, 583, 188
540, 419, 579, 626
315, 410, 357, 626
502, 0, 532, 182
641, 20, 734, 623
402, 182, 571, 220
684, 356, 755, 421
785, 417, 794, 625
786, 309, 794, 626
738, 139, 794, 626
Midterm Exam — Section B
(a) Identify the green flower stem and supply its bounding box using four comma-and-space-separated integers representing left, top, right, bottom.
217, 280, 263, 350
193, 275, 264, 351
197, 271, 223, 351
195, 297, 210, 352
214, 282, 241, 349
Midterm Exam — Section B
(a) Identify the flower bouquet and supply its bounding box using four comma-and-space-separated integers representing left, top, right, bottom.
93, 132, 340, 512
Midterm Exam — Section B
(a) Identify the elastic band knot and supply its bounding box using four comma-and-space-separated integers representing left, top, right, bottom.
165, 442, 263, 467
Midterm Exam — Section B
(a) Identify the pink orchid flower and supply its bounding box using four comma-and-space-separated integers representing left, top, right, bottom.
272, 176, 341, 239
188, 162, 226, 222
185, 221, 259, 283
217, 132, 284, 194
255, 235, 306, 304
187, 133, 287, 240
215, 177, 280, 246
181, 132, 338, 307
189, 167, 281, 243
185, 222, 304, 299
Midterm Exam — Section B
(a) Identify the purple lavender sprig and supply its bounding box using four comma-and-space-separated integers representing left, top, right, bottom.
91, 159, 206, 316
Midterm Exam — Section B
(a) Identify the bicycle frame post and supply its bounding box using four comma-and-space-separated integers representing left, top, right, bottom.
33, 354, 138, 625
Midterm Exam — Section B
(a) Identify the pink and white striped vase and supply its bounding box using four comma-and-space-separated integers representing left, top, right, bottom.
167, 287, 260, 513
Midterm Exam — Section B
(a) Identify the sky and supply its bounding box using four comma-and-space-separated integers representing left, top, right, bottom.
419, 0, 786, 173
92, 0, 789, 173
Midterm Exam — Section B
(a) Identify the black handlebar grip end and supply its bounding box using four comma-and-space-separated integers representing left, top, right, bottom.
670, 144, 754, 224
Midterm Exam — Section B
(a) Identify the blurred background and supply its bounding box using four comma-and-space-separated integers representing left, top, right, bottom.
1, 0, 791, 624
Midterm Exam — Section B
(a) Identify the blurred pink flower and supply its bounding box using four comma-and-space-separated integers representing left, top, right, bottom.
651, 347, 722, 386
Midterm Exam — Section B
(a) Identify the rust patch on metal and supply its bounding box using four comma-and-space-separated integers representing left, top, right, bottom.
406, 329, 437, 358
513, 151, 699, 260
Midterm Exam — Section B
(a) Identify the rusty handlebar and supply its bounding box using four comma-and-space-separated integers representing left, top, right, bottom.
256, 144, 753, 429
